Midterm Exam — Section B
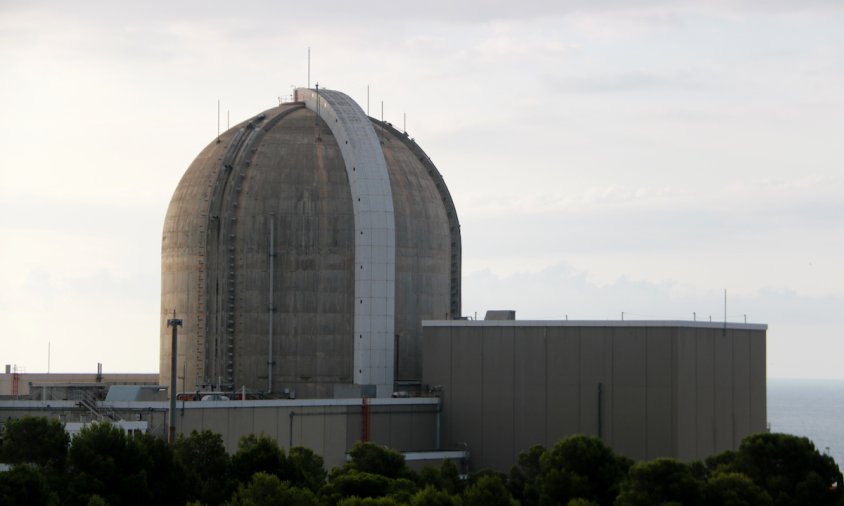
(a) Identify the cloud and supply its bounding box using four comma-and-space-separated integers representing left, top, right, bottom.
546, 70, 700, 94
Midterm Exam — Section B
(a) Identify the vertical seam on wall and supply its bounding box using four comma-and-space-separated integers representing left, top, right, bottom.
511, 327, 516, 464
480, 326, 484, 465
731, 330, 736, 449
644, 327, 651, 459
577, 327, 582, 434
544, 327, 548, 446
712, 329, 716, 454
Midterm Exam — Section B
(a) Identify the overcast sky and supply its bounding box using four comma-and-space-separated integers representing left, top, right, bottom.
1, 1, 842, 378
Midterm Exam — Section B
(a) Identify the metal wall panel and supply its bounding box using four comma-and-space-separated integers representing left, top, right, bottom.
514, 327, 548, 456
480, 326, 516, 470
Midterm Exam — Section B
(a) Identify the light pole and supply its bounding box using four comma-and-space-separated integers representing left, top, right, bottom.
167, 311, 183, 443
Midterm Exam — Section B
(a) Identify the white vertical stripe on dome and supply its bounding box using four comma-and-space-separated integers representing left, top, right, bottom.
296, 88, 395, 397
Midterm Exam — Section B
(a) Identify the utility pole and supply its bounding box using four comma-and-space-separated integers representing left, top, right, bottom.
167, 311, 183, 443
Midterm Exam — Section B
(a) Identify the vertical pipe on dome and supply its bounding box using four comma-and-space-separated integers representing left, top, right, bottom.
268, 216, 274, 394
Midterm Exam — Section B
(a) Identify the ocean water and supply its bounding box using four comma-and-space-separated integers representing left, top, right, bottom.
767, 378, 844, 469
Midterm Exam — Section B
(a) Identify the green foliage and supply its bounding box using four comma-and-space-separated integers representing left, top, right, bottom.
337, 497, 402, 506
615, 458, 702, 506
230, 471, 317, 506
509, 444, 544, 506
566, 499, 597, 506
729, 432, 844, 506
85, 495, 110, 506
439, 459, 464, 495
537, 434, 624, 506
5, 416, 844, 506
230, 434, 288, 484
705, 449, 738, 475
410, 485, 462, 506
346, 441, 410, 479
0, 464, 60, 505
416, 459, 465, 498
703, 471, 772, 506
131, 431, 186, 504
463, 474, 517, 506
0, 416, 69, 469
174, 429, 232, 505
67, 421, 185, 506
288, 446, 327, 491
329, 471, 393, 500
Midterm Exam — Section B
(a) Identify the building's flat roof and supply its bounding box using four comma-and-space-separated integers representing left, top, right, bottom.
0, 396, 440, 410
423, 320, 767, 331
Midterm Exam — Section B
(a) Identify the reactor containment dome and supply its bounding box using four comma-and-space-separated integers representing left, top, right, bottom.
161, 88, 461, 398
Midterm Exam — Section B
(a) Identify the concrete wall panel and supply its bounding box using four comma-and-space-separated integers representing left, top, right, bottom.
612, 385, 646, 459
613, 327, 646, 386
300, 408, 327, 452
675, 329, 697, 461
714, 332, 734, 453
750, 332, 767, 433
647, 386, 674, 459
547, 385, 580, 443
253, 408, 278, 440
514, 328, 547, 455
579, 329, 607, 438
732, 331, 752, 443
449, 328, 484, 465
227, 408, 256, 451
481, 326, 516, 471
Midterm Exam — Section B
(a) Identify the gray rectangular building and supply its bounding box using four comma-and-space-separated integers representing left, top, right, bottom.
422, 320, 766, 471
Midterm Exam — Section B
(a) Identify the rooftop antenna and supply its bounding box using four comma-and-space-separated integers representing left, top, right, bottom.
367, 85, 370, 116
403, 112, 406, 134
47, 341, 50, 374
216, 99, 221, 143
723, 289, 727, 336
381, 100, 384, 139
227, 110, 230, 130
307, 47, 311, 88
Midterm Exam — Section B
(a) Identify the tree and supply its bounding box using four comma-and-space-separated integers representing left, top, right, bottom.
346, 442, 410, 479
566, 500, 597, 506
730, 432, 843, 506
174, 429, 232, 504
0, 416, 69, 469
537, 435, 625, 506
463, 474, 517, 506
67, 421, 133, 504
230, 471, 317, 506
615, 458, 702, 506
509, 444, 545, 506
409, 485, 462, 506
230, 434, 288, 484
439, 459, 464, 495
327, 471, 393, 501
131, 431, 186, 505
703, 471, 772, 506
288, 446, 327, 492
0, 464, 60, 506
67, 421, 185, 506
337, 497, 402, 506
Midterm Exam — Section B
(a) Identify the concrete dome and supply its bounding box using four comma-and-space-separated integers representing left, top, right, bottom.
161, 89, 460, 398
